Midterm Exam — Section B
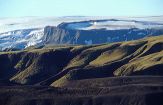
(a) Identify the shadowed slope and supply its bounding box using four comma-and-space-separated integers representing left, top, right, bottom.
0, 35, 162, 86
0, 35, 163, 105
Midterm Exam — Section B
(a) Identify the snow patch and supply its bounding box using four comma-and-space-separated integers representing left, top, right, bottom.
85, 40, 93, 45
0, 28, 44, 50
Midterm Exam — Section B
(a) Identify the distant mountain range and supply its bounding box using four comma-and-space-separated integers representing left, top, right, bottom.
0, 16, 163, 51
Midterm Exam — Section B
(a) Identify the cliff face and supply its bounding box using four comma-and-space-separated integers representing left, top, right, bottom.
1, 18, 163, 51
43, 22, 163, 45
43, 26, 80, 44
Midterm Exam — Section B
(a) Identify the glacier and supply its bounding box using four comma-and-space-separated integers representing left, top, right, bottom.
0, 16, 163, 51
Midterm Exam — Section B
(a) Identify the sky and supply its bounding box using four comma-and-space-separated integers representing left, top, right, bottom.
0, 0, 163, 17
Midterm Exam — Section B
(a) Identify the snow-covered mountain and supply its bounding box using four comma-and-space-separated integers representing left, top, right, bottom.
0, 28, 44, 50
66, 19, 163, 30
0, 17, 94, 50
0, 16, 163, 51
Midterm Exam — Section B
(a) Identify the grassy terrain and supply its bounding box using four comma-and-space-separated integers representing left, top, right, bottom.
0, 35, 163, 105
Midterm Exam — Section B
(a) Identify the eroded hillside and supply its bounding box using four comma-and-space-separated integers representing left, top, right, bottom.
0, 35, 162, 85
0, 35, 163, 105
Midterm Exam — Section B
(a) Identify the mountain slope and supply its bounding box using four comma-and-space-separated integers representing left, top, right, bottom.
0, 35, 163, 105
0, 85, 163, 105
0, 35, 162, 85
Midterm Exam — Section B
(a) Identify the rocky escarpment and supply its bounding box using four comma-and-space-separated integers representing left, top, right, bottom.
43, 20, 163, 45
1, 18, 163, 51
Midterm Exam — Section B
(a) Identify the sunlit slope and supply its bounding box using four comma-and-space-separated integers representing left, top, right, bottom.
0, 35, 162, 86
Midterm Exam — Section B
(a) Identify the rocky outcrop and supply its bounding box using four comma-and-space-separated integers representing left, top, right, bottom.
43, 22, 163, 45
